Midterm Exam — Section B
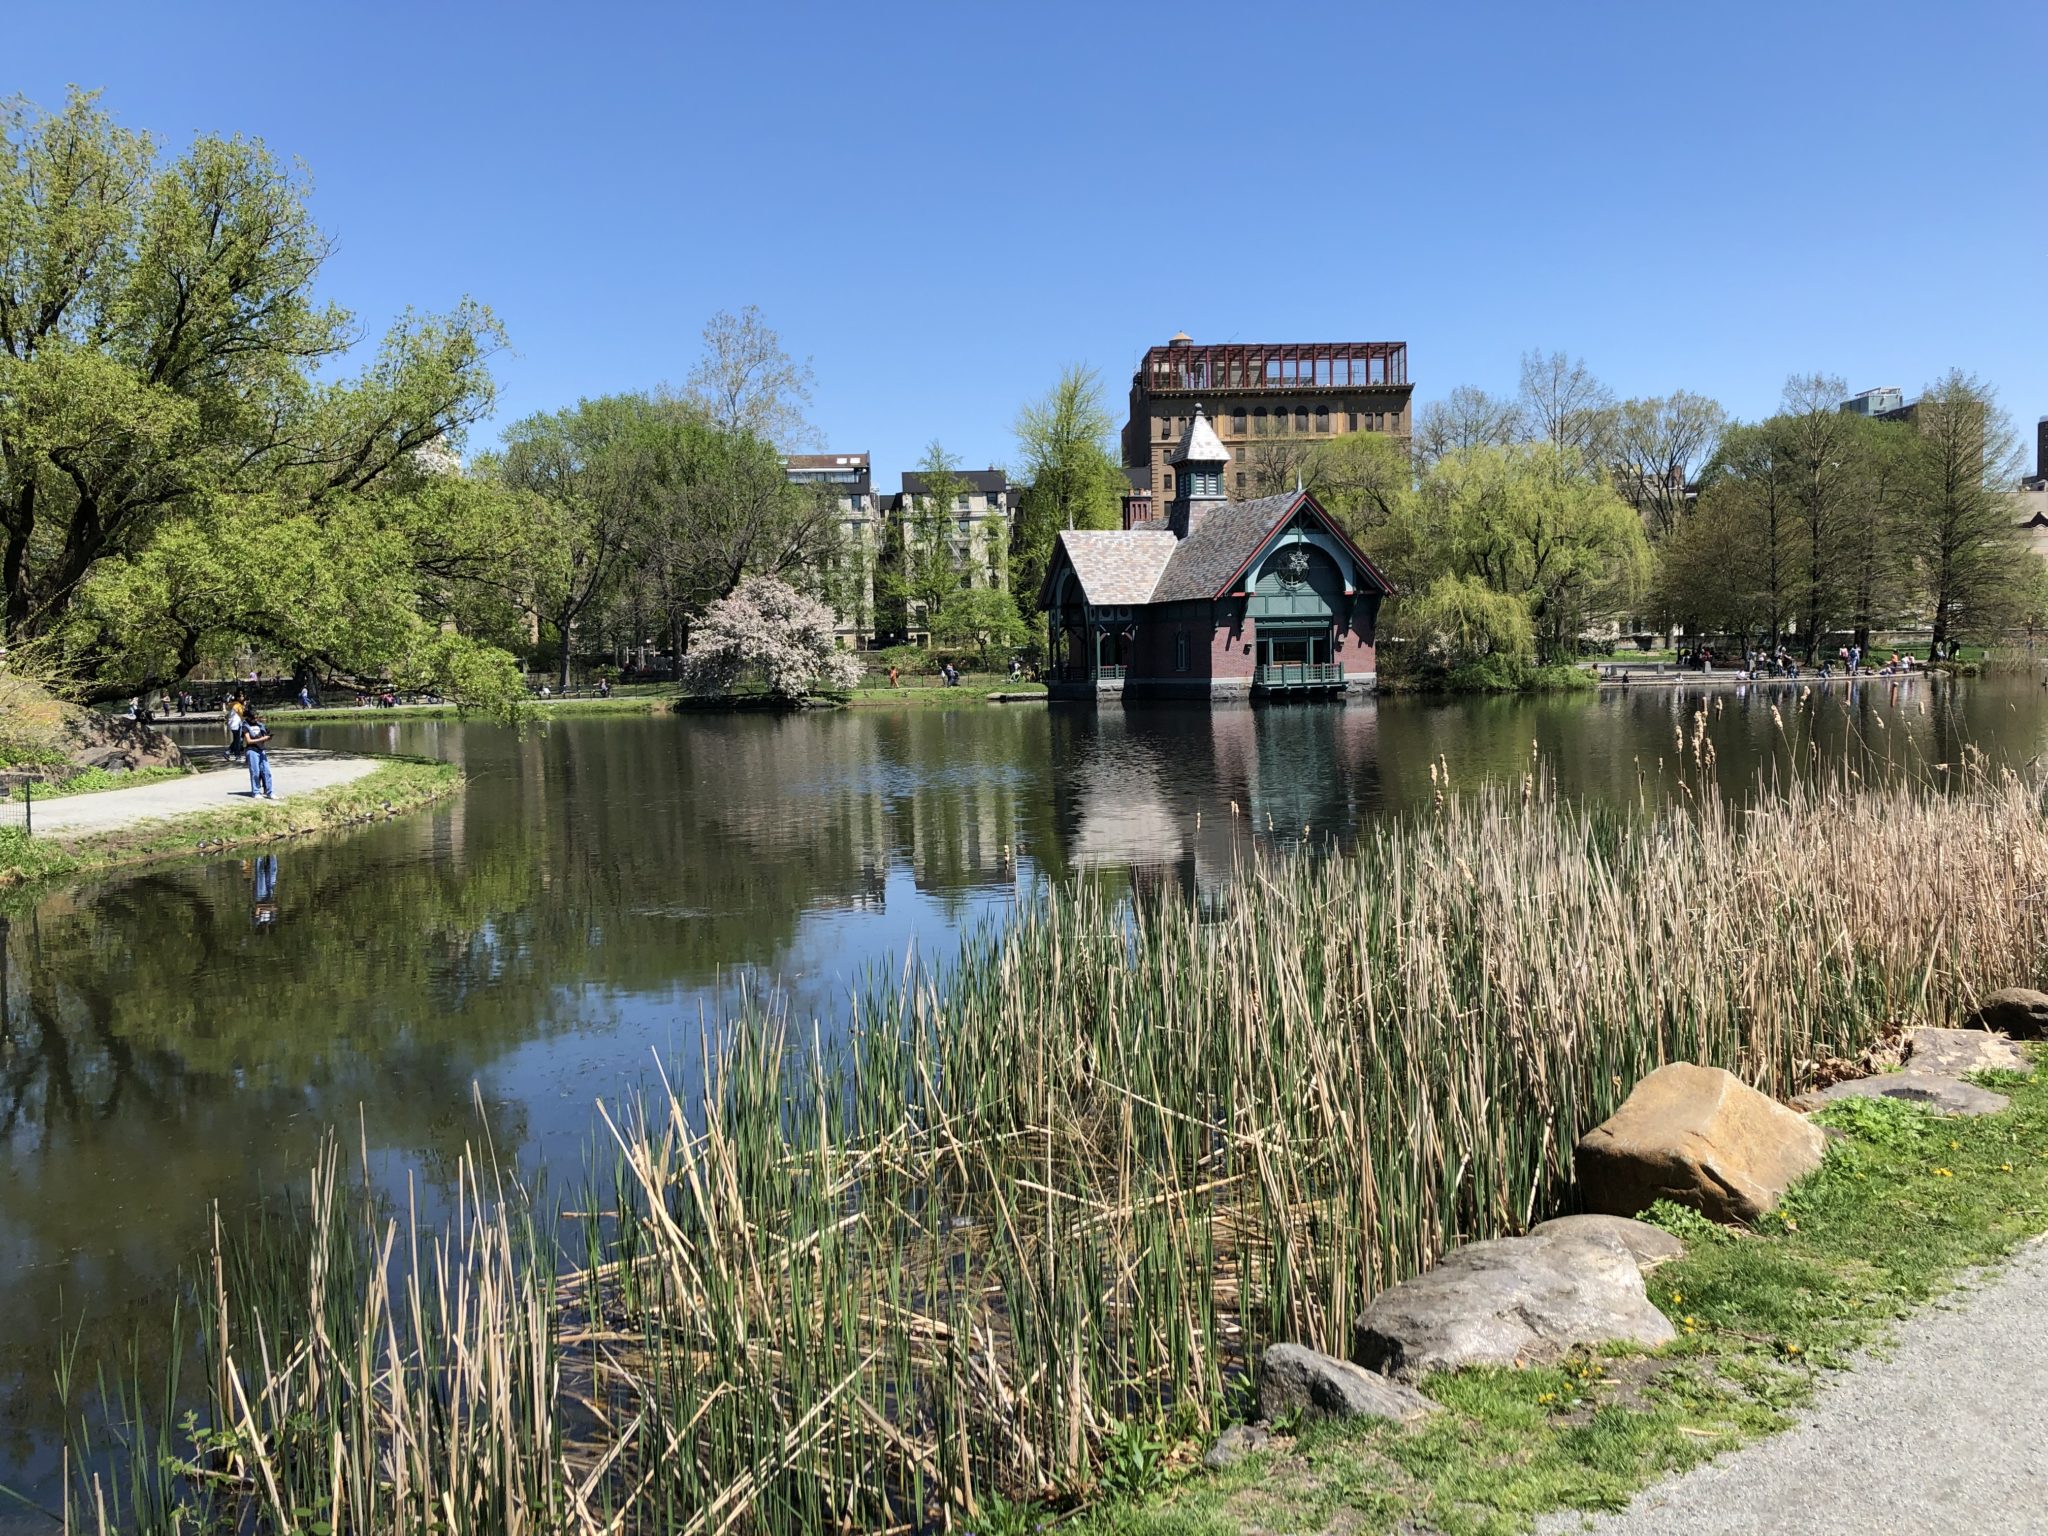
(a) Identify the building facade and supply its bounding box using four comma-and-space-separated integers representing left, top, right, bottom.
893, 468, 1017, 592
1121, 334, 1413, 501
1042, 407, 1391, 702
784, 452, 879, 644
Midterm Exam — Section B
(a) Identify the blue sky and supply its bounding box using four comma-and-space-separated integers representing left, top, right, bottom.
17, 1, 2048, 482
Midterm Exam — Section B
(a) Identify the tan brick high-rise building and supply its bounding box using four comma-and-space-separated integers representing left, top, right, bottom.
1121, 334, 1413, 506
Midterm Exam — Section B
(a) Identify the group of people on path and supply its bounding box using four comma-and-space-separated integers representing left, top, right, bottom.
224, 694, 277, 800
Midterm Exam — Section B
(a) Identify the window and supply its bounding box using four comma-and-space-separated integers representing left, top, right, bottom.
1159, 416, 1172, 440
1347, 410, 1359, 432
1236, 470, 1246, 491
1164, 470, 1175, 495
1316, 406, 1329, 433
1276, 409, 1289, 434
1254, 408, 1268, 436
1232, 407, 1247, 434
1295, 407, 1309, 433
1175, 631, 1190, 672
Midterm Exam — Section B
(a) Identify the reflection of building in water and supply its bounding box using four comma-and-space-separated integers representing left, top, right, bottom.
1052, 703, 1384, 903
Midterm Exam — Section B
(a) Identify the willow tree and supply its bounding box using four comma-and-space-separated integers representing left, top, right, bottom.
0, 91, 515, 705
1009, 365, 1124, 611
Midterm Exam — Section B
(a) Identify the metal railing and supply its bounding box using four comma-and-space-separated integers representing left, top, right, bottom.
1254, 662, 1345, 689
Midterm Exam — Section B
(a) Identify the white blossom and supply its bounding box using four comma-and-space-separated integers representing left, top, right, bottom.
678, 576, 862, 702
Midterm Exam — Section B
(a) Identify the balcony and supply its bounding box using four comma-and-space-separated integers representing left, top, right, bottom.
1254, 662, 1345, 692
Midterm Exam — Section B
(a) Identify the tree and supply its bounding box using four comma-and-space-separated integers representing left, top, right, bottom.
930, 585, 1028, 665
0, 91, 511, 704
1518, 350, 1615, 467
675, 575, 861, 701
1905, 371, 2029, 657
1009, 365, 1124, 610
1302, 430, 1413, 538
1609, 391, 1726, 537
905, 441, 970, 627
1377, 443, 1648, 663
1240, 439, 1315, 498
683, 306, 814, 448
1413, 385, 1522, 469
1389, 573, 1536, 689
494, 396, 659, 692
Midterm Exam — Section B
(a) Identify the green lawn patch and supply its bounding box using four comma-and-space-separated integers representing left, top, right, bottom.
1055, 1052, 2048, 1536
0, 757, 462, 889
27, 762, 191, 799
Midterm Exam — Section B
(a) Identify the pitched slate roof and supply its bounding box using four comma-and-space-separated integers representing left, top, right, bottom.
1052, 529, 1181, 606
1150, 493, 1306, 602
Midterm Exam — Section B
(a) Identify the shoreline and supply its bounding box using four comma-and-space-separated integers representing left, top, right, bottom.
0, 755, 463, 889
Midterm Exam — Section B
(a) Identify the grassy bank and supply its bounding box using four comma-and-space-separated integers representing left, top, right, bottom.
266, 693, 675, 726
0, 757, 462, 888
29, 765, 2048, 1534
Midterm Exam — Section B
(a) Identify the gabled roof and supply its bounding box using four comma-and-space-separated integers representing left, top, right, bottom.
1150, 493, 1305, 602
1040, 493, 1393, 610
1044, 529, 1181, 607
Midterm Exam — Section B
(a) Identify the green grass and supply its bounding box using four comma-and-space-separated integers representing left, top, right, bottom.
0, 757, 462, 888
27, 763, 191, 799
279, 693, 673, 725
1066, 1061, 2048, 1536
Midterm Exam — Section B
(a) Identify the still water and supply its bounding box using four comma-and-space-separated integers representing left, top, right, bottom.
2, 677, 2045, 1488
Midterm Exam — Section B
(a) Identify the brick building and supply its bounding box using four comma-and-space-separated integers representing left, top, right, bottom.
1041, 407, 1391, 701
1121, 334, 1413, 502
784, 452, 879, 643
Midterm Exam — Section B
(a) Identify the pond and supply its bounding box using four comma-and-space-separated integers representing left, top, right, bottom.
1, 675, 2043, 1501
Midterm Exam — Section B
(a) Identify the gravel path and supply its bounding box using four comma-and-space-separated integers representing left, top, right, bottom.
1541, 1237, 2048, 1535
0, 751, 380, 836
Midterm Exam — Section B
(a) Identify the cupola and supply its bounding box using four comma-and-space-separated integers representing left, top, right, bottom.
1167, 403, 1231, 538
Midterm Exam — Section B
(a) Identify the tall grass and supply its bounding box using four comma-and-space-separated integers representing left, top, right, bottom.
41, 762, 2048, 1534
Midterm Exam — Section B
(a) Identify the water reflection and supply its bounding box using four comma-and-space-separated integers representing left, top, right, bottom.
2, 678, 2046, 1488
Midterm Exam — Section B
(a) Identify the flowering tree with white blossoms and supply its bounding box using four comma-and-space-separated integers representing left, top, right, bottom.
677, 576, 863, 702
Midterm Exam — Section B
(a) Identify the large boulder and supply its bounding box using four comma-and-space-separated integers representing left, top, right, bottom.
1257, 1343, 1440, 1423
1575, 1062, 1826, 1225
1799, 1071, 2010, 1118
1963, 988, 2048, 1041
1350, 1228, 1675, 1382
1905, 1026, 2031, 1078
1528, 1214, 1684, 1272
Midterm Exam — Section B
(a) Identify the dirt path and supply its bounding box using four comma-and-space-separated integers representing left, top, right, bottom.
0, 751, 380, 837
1540, 1237, 2048, 1535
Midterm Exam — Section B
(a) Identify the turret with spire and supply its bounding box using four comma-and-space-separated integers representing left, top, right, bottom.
1167, 403, 1230, 539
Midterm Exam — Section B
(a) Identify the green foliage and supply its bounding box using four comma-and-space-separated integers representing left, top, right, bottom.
1010, 365, 1126, 608
930, 585, 1028, 662
1638, 1199, 1737, 1247
1811, 1093, 1936, 1153
1096, 1418, 1171, 1502
0, 91, 510, 703
1372, 444, 1648, 665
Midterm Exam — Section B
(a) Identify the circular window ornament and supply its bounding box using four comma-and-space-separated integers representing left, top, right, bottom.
1279, 547, 1312, 589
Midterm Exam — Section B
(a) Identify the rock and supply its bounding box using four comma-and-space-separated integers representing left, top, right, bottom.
1350, 1228, 1676, 1383
1963, 988, 2048, 1041
1203, 1423, 1273, 1470
1800, 1071, 2010, 1117
1257, 1342, 1440, 1422
1905, 1026, 2032, 1078
1574, 1062, 1826, 1224
1529, 1214, 1684, 1272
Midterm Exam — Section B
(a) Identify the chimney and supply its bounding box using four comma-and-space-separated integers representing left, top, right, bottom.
1166, 404, 1231, 539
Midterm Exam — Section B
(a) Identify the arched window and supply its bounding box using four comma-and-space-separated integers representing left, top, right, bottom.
1253, 408, 1268, 436
1232, 407, 1247, 434
1295, 407, 1310, 433
1315, 406, 1330, 433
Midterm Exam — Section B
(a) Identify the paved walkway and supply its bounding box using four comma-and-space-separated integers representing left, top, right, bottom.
1541, 1237, 2048, 1535
0, 751, 380, 837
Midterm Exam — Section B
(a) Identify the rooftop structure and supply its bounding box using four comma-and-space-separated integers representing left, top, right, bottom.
1122, 334, 1414, 502
1841, 386, 1905, 418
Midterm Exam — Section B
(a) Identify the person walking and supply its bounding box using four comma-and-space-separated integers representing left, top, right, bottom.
298, 684, 312, 709
242, 706, 275, 799
226, 694, 246, 761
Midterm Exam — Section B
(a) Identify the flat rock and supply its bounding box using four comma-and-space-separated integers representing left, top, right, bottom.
1575, 1062, 1826, 1224
1350, 1229, 1676, 1382
1800, 1071, 2010, 1117
1529, 1214, 1684, 1272
1963, 988, 2048, 1041
1906, 1026, 2031, 1078
1258, 1342, 1440, 1422
1203, 1423, 1273, 1470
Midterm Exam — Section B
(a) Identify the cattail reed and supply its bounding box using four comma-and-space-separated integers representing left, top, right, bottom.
47, 763, 2048, 1534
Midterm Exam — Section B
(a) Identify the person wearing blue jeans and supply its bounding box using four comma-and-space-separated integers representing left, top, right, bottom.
242, 707, 275, 799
